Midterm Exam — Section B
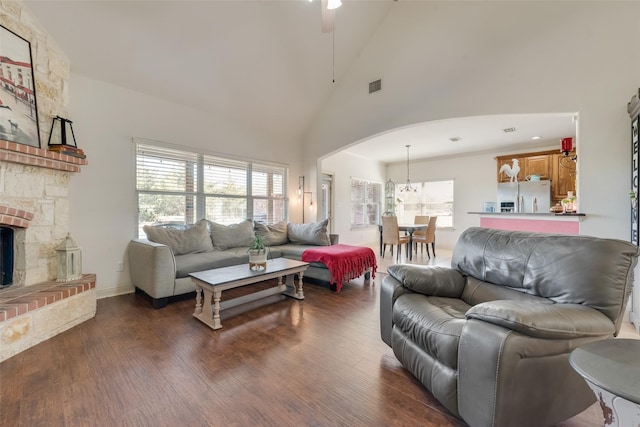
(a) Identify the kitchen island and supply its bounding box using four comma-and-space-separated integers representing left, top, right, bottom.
468, 212, 585, 235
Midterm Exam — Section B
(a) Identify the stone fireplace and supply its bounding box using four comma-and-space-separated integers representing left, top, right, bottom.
0, 141, 83, 287
0, 140, 96, 362
0, 2, 96, 362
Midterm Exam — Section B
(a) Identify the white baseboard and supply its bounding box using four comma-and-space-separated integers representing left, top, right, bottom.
630, 310, 640, 334
97, 283, 135, 299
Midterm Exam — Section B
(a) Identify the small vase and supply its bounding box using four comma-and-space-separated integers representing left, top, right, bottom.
248, 249, 268, 270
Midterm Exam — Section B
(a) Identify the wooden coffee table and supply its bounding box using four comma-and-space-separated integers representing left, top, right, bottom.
189, 258, 309, 330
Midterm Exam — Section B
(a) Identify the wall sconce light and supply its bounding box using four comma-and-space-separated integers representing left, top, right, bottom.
304, 192, 314, 207
298, 176, 304, 198
302, 191, 313, 222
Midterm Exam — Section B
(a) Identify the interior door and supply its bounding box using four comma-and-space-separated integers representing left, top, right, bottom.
321, 173, 333, 233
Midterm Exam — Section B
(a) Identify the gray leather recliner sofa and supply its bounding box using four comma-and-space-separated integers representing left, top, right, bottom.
380, 227, 639, 427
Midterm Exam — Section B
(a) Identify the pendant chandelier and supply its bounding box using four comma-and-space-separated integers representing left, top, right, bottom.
400, 144, 417, 192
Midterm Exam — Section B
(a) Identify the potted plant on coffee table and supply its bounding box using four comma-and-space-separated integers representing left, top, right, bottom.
248, 235, 268, 270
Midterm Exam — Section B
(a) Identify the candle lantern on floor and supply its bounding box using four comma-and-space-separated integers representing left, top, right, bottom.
56, 233, 82, 282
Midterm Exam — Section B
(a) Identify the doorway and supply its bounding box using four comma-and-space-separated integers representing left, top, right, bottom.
321, 173, 334, 233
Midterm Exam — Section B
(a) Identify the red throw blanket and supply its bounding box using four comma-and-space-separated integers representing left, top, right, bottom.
301, 244, 377, 293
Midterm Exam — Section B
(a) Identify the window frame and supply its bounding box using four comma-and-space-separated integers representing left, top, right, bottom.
350, 177, 382, 229
134, 138, 288, 238
396, 179, 454, 228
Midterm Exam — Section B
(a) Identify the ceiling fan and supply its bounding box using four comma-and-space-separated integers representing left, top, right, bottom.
320, 0, 342, 33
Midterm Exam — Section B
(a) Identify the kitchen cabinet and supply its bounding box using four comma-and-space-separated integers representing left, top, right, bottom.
497, 156, 525, 182
524, 155, 551, 180
551, 152, 576, 201
497, 151, 550, 182
497, 149, 576, 203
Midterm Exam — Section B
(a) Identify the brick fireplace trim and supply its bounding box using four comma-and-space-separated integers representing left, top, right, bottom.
0, 205, 34, 229
0, 274, 96, 322
0, 139, 87, 172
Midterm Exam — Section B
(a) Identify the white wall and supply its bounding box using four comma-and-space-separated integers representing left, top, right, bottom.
321, 151, 386, 245
62, 2, 640, 297
303, 2, 640, 245
68, 75, 303, 298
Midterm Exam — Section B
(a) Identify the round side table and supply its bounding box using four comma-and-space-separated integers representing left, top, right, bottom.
569, 339, 640, 427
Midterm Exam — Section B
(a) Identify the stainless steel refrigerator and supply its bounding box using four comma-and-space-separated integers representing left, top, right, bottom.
497, 181, 551, 213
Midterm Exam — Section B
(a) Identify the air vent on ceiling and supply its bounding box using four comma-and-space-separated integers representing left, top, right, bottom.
502, 127, 516, 133
369, 79, 382, 94
449, 137, 461, 142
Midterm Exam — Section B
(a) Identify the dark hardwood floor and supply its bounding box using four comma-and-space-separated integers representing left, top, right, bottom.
0, 273, 605, 427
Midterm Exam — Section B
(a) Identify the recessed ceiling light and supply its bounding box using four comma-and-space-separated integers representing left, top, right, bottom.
502, 127, 516, 133
531, 136, 541, 140
449, 137, 461, 142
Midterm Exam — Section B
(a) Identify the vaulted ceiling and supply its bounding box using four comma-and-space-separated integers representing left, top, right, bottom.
25, 1, 393, 141
24, 1, 575, 163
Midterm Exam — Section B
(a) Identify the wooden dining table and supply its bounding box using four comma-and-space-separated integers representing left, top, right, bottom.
377, 223, 427, 261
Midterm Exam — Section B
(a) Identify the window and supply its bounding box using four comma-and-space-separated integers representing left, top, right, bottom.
351, 178, 381, 228
396, 180, 454, 227
135, 140, 288, 238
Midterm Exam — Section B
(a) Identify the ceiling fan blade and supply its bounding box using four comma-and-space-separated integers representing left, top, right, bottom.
321, 0, 334, 33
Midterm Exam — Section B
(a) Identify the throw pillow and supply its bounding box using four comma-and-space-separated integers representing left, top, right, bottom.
287, 219, 331, 246
254, 220, 288, 246
143, 219, 214, 255
209, 220, 255, 250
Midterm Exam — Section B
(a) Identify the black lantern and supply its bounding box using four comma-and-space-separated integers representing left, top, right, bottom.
48, 116, 76, 147
47, 116, 84, 158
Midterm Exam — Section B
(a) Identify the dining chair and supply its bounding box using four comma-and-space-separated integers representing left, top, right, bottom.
425, 216, 437, 258
414, 216, 437, 259
412, 215, 430, 254
381, 215, 410, 261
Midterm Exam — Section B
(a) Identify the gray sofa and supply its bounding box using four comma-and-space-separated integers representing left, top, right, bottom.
129, 219, 338, 308
380, 227, 639, 427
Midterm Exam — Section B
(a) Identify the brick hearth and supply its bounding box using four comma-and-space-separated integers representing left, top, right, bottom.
0, 274, 96, 362
0, 274, 95, 322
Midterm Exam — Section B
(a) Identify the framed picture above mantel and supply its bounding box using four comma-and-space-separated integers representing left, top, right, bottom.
0, 24, 41, 148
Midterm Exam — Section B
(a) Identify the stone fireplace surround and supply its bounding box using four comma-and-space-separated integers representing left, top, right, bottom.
0, 140, 96, 362
0, 1, 98, 362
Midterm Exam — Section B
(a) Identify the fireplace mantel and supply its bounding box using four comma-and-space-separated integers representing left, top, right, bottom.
0, 140, 87, 172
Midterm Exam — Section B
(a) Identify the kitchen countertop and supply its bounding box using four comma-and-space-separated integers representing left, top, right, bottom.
470, 212, 585, 234
468, 212, 585, 216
